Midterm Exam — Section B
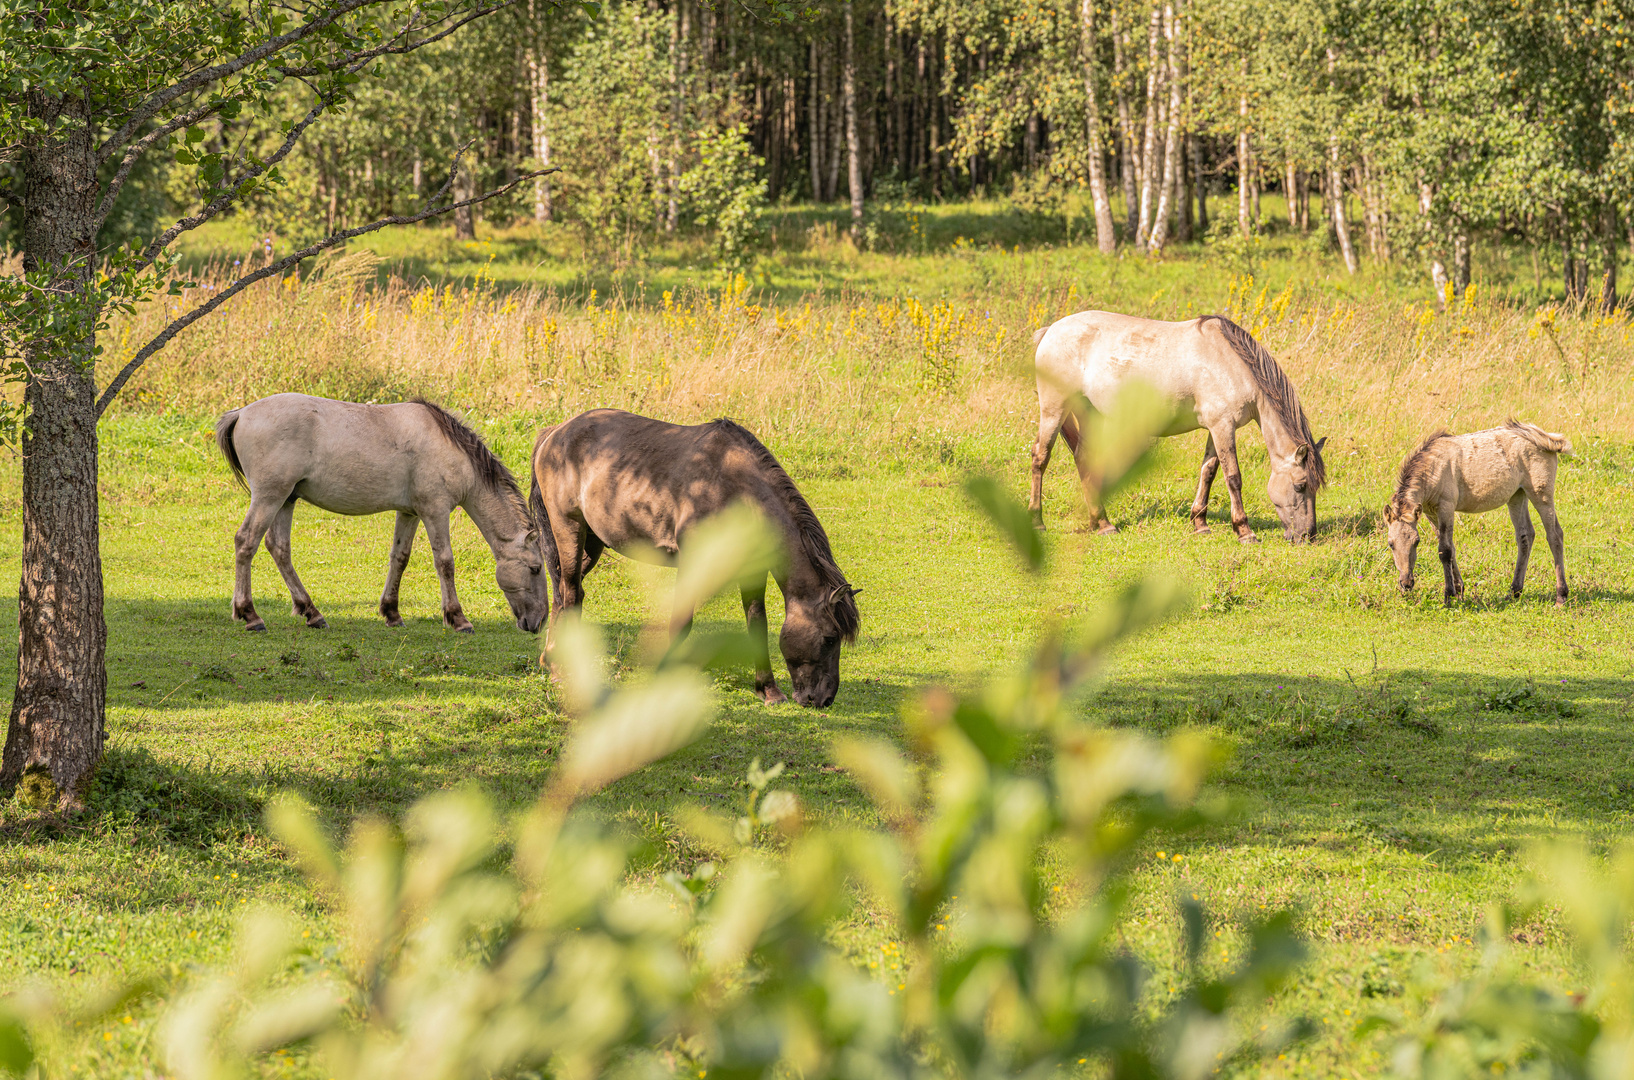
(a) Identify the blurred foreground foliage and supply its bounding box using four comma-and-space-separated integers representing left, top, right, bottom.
3, 393, 1626, 1080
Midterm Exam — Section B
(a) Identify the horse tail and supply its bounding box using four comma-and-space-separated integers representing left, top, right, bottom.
1505, 419, 1573, 457
215, 409, 248, 489
1032, 326, 1050, 347
529, 426, 563, 600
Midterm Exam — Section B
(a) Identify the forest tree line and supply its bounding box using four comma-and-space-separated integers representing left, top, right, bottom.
38, 0, 1633, 303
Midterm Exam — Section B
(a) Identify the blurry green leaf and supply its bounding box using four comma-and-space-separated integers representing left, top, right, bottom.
964, 474, 1044, 571
0, 1011, 31, 1075
952, 699, 1016, 765
1077, 380, 1178, 505
832, 736, 919, 819
265, 794, 340, 889
672, 502, 785, 620
758, 790, 799, 826
230, 984, 342, 1055
543, 610, 607, 715
556, 671, 713, 797
659, 628, 761, 672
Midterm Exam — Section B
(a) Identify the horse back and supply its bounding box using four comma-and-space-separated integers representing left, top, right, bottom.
1034, 311, 1257, 426
531, 410, 786, 554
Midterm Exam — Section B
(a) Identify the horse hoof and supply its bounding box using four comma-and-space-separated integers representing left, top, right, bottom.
1095, 525, 1119, 537
384, 619, 404, 629
1192, 525, 1212, 536
1238, 534, 1260, 545
245, 620, 266, 632
759, 686, 788, 705
307, 617, 328, 630
453, 624, 475, 635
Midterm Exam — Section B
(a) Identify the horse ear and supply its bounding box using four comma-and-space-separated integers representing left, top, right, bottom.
1314, 436, 1328, 453
526, 528, 540, 546
1295, 444, 1310, 464
1382, 504, 1396, 524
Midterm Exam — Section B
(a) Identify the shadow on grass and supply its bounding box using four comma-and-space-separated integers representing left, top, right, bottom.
1089, 668, 1634, 867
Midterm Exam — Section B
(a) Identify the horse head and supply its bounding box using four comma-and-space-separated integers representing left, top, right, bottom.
1266, 437, 1327, 543
1382, 501, 1421, 593
779, 582, 860, 708
493, 526, 550, 632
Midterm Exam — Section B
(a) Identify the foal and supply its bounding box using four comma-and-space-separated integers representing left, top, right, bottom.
1383, 421, 1570, 605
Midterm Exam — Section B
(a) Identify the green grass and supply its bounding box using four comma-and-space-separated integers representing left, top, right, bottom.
6, 207, 1634, 1076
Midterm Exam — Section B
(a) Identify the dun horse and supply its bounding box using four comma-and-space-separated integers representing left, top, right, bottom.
215, 394, 548, 632
1384, 421, 1570, 605
529, 409, 860, 708
1031, 312, 1327, 542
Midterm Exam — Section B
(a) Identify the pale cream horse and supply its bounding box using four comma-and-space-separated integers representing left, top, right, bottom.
1383, 421, 1571, 605
1031, 312, 1328, 542
215, 394, 548, 632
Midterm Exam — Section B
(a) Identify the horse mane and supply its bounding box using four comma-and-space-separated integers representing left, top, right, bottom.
1203, 316, 1327, 488
413, 398, 526, 513
1388, 430, 1450, 519
707, 418, 860, 643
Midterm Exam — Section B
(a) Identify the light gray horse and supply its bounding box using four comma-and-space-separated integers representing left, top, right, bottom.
215, 393, 547, 633
1031, 312, 1327, 542
1384, 421, 1570, 605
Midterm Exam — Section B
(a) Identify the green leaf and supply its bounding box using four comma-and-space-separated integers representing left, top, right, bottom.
964, 474, 1044, 571
0, 1012, 32, 1075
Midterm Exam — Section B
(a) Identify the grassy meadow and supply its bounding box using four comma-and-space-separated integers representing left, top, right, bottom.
3, 204, 1634, 1077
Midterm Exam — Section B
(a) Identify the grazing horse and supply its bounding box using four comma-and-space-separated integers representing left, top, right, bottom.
215, 393, 548, 632
1030, 312, 1328, 543
529, 409, 860, 708
1384, 421, 1570, 605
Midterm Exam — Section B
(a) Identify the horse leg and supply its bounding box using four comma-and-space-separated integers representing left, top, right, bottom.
1029, 404, 1066, 530
1506, 492, 1535, 599
232, 492, 289, 631
543, 517, 588, 652
741, 576, 786, 704
1213, 426, 1257, 543
1189, 433, 1221, 534
1063, 412, 1117, 536
1530, 491, 1568, 604
264, 499, 326, 628
422, 513, 474, 633
1436, 510, 1463, 603
378, 511, 417, 627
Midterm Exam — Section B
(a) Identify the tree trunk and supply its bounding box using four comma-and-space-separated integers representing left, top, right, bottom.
1080, 0, 1117, 253
1147, 0, 1183, 253
809, 39, 824, 200
526, 1, 553, 224
1191, 129, 1207, 234
1453, 232, 1471, 297
1236, 95, 1251, 239
1135, 3, 1163, 249
826, 35, 844, 204
1600, 204, 1619, 312
3, 92, 108, 811
843, 1, 864, 242
1110, 5, 1138, 238
452, 161, 476, 239
667, 1, 688, 231
1326, 136, 1355, 273
1285, 159, 1298, 229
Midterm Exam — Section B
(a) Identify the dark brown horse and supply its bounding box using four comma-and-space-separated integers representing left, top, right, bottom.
529, 410, 860, 707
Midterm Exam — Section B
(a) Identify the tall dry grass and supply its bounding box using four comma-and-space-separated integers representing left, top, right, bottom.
97, 251, 1634, 475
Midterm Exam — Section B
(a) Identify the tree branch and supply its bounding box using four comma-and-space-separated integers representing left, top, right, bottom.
273, 1, 517, 78
95, 96, 237, 227
95, 166, 558, 418
97, 0, 385, 163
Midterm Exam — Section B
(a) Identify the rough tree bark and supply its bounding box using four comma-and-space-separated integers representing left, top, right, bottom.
809, 39, 824, 200
2, 91, 108, 809
453, 161, 476, 239
843, 0, 864, 242
1080, 0, 1117, 253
